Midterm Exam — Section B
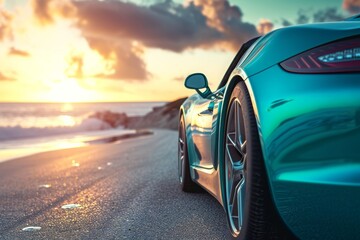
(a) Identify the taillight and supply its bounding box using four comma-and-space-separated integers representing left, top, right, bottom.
280, 36, 360, 73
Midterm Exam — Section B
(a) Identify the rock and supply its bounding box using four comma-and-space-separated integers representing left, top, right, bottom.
125, 97, 187, 130
87, 98, 187, 131
79, 118, 112, 131
88, 111, 128, 128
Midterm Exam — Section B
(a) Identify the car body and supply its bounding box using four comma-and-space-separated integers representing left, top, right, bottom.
178, 16, 360, 239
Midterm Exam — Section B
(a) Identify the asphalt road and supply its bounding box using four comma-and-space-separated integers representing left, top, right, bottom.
0, 130, 232, 239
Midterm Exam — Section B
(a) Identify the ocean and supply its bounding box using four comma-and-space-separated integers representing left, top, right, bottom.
0, 102, 165, 162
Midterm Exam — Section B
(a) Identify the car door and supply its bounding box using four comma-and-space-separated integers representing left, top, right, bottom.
189, 89, 224, 169
188, 37, 260, 170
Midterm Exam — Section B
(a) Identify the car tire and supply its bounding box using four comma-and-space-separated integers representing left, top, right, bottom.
224, 81, 294, 239
178, 115, 199, 192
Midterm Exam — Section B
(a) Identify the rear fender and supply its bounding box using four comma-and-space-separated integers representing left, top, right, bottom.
216, 73, 245, 207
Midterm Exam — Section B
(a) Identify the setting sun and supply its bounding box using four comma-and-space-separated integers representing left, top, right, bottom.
46, 78, 98, 103
0, 0, 359, 239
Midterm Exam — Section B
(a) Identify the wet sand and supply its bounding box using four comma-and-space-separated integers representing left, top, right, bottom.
0, 129, 231, 239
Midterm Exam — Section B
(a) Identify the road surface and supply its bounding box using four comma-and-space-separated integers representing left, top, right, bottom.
0, 130, 232, 239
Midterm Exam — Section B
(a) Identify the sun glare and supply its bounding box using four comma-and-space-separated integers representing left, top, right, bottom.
47, 78, 95, 103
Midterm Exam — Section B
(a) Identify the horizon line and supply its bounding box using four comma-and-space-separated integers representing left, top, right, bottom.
0, 100, 170, 104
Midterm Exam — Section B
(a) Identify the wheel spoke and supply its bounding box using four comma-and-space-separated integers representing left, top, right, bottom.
240, 140, 247, 154
227, 174, 234, 205
179, 138, 184, 150
178, 123, 185, 183
238, 177, 246, 229
231, 181, 240, 217
234, 102, 241, 147
225, 99, 247, 235
227, 132, 236, 146
226, 143, 236, 165
227, 132, 243, 157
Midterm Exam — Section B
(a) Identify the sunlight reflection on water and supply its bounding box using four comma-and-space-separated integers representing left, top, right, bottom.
0, 129, 135, 163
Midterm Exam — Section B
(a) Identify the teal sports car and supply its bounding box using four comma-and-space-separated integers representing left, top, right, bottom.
178, 15, 360, 239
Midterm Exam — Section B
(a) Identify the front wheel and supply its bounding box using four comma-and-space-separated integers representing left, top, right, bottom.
224, 81, 294, 239
178, 115, 198, 192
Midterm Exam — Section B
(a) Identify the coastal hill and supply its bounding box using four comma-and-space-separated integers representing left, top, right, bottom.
126, 97, 187, 130
89, 97, 187, 130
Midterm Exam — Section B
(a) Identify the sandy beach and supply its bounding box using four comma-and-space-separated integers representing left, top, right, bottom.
0, 129, 231, 239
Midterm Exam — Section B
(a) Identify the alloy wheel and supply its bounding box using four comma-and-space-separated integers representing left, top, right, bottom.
178, 121, 185, 183
225, 99, 247, 235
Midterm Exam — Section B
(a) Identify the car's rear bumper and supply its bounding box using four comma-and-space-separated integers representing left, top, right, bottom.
247, 64, 360, 239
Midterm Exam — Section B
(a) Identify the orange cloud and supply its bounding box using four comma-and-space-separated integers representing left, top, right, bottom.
0, 6, 12, 41
9, 47, 30, 57
257, 18, 274, 35
191, 0, 242, 30
28, 0, 261, 80
343, 0, 360, 13
86, 38, 149, 80
0, 71, 15, 81
65, 52, 84, 79
70, 0, 259, 79
73, 0, 222, 52
190, 0, 258, 50
31, 0, 76, 25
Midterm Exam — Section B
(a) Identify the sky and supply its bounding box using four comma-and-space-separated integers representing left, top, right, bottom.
0, 0, 358, 102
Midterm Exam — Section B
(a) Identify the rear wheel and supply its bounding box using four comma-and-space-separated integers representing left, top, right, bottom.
178, 115, 198, 192
224, 81, 294, 239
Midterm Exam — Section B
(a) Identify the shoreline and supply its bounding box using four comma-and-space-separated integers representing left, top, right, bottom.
0, 97, 185, 164
0, 129, 154, 164
85, 129, 153, 144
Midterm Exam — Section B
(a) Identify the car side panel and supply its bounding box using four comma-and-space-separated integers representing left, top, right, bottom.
246, 64, 360, 239
180, 91, 225, 204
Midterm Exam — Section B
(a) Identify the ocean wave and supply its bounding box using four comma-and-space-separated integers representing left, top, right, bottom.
0, 117, 116, 141
0, 102, 163, 141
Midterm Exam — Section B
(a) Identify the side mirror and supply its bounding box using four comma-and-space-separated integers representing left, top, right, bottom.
184, 73, 212, 98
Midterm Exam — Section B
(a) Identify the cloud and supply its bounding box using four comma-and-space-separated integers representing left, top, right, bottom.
281, 19, 292, 26
9, 47, 30, 57
98, 42, 149, 80
343, 0, 360, 14
65, 0, 258, 80
73, 0, 260, 51
31, 0, 53, 24
65, 52, 84, 79
0, 7, 12, 41
173, 76, 185, 81
31, 0, 76, 25
65, 39, 149, 80
0, 71, 15, 81
73, 0, 223, 52
30, 0, 259, 80
257, 18, 274, 35
296, 9, 311, 24
313, 8, 345, 22
190, 0, 258, 50
282, 7, 346, 26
